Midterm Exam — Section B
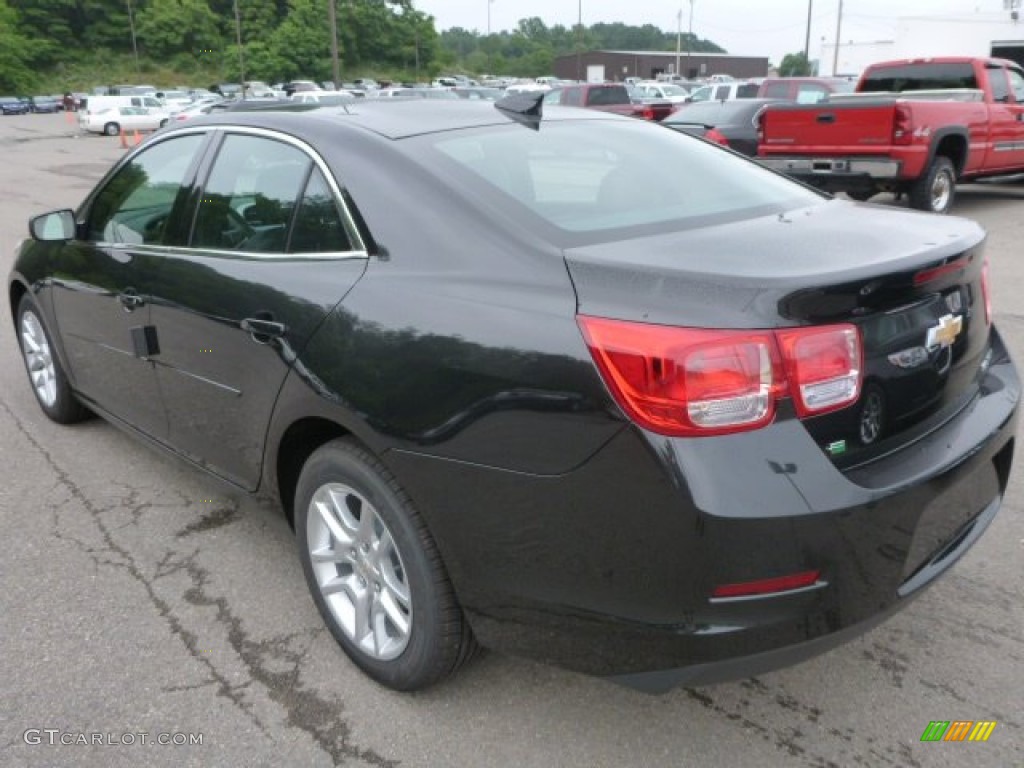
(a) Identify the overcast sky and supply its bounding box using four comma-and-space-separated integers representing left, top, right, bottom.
415, 0, 1011, 66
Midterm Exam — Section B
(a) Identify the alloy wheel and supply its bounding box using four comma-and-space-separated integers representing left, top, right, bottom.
307, 482, 412, 660
20, 309, 58, 408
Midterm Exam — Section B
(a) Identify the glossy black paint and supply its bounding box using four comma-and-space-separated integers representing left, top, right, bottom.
8, 103, 1019, 689
663, 98, 784, 156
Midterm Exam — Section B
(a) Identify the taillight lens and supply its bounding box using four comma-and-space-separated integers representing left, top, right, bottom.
641, 106, 655, 120
981, 258, 992, 326
578, 316, 862, 436
893, 103, 913, 145
704, 127, 730, 147
776, 326, 862, 417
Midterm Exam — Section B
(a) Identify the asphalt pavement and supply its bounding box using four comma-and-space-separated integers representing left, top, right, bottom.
1, 113, 1022, 768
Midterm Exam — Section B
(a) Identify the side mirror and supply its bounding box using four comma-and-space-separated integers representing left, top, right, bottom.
29, 209, 76, 241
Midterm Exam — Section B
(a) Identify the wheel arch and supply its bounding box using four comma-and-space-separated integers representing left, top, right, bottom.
927, 128, 969, 176
274, 416, 354, 526
8, 278, 28, 328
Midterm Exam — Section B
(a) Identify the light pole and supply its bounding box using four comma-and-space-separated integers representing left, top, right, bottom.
675, 3, 681, 76
832, 0, 843, 76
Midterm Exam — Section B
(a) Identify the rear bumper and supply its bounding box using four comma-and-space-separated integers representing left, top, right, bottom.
759, 155, 902, 183
388, 329, 1018, 688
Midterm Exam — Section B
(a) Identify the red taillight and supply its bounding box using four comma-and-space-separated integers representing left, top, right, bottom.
704, 127, 730, 147
578, 316, 862, 436
711, 570, 821, 599
981, 258, 992, 325
913, 255, 969, 286
641, 106, 655, 120
893, 103, 913, 145
776, 326, 862, 417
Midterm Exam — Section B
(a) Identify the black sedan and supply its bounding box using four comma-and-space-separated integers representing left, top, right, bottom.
0, 96, 29, 115
9, 99, 1018, 693
663, 97, 785, 156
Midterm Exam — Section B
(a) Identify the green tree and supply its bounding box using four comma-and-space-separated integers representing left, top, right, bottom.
778, 51, 811, 76
0, 0, 38, 91
269, 0, 331, 80
136, 0, 223, 60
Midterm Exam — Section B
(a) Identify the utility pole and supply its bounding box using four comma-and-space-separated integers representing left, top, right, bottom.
686, 0, 694, 79
327, 0, 340, 86
832, 0, 843, 76
576, 0, 583, 82
232, 0, 245, 91
487, 0, 493, 73
803, 0, 813, 74
126, 0, 140, 76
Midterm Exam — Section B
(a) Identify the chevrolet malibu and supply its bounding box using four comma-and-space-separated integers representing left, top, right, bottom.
8, 99, 1018, 692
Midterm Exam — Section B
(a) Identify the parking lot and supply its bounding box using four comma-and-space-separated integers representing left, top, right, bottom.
1, 112, 1023, 768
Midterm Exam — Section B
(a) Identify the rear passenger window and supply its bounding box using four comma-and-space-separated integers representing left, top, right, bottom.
289, 168, 353, 253
1010, 69, 1024, 102
762, 82, 790, 98
193, 134, 311, 253
989, 68, 1010, 102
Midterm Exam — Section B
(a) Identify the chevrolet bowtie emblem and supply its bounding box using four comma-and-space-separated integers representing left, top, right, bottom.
926, 314, 963, 350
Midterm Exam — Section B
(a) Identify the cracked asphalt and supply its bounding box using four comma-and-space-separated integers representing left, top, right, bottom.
2, 114, 1022, 768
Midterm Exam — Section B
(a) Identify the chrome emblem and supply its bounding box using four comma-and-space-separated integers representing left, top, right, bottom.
925, 314, 963, 351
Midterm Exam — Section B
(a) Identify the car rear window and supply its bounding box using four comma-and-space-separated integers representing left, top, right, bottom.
736, 83, 759, 98
426, 120, 821, 243
860, 62, 978, 92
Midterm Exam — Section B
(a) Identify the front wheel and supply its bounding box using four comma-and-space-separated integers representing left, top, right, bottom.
103, 122, 120, 136
908, 156, 956, 214
295, 439, 477, 691
16, 294, 91, 424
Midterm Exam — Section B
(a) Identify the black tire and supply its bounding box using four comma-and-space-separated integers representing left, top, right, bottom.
845, 189, 875, 202
103, 122, 119, 136
15, 294, 91, 424
295, 438, 477, 691
908, 156, 956, 214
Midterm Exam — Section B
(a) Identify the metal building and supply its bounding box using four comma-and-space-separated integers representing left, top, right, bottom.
553, 50, 771, 83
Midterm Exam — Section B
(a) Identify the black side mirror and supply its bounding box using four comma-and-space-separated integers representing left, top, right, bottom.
29, 209, 76, 241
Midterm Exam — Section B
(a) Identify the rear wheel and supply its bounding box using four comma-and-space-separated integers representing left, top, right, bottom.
908, 156, 956, 214
295, 438, 477, 691
103, 122, 119, 136
16, 294, 91, 424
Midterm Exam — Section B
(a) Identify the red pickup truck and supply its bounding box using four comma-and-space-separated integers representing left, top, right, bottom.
545, 83, 675, 121
758, 57, 1024, 213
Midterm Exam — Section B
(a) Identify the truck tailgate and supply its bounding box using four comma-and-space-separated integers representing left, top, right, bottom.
760, 101, 897, 154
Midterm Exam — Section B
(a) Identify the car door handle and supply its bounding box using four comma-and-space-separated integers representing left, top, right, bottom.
119, 291, 144, 311
816, 113, 836, 124
241, 317, 287, 342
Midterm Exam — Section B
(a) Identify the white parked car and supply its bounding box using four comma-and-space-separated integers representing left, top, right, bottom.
633, 82, 693, 104
82, 106, 169, 136
154, 90, 193, 112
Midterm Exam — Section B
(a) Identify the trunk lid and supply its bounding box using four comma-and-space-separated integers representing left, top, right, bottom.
565, 200, 991, 466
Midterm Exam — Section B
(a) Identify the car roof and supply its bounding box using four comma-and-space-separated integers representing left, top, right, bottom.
180, 99, 618, 140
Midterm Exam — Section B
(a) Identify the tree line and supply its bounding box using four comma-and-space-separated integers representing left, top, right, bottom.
0, 1, 727, 92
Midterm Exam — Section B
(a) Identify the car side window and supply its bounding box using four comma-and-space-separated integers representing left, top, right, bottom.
288, 168, 353, 253
192, 134, 312, 254
762, 82, 790, 98
1006, 69, 1024, 102
989, 67, 1010, 103
715, 85, 730, 100
86, 134, 204, 245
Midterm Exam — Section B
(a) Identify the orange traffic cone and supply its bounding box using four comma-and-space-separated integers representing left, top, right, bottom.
119, 127, 129, 149
132, 129, 141, 146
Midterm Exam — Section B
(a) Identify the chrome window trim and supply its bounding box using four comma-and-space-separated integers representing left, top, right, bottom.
111, 123, 369, 260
